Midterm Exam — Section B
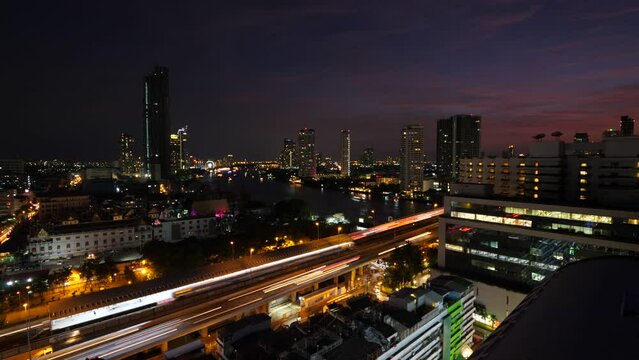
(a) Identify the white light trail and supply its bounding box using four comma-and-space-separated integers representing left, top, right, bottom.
98, 328, 178, 358
0, 322, 45, 338
52, 242, 352, 330
46, 322, 150, 360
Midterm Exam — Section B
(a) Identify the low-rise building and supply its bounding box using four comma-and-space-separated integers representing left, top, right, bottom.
28, 219, 152, 260
38, 194, 92, 219
215, 276, 475, 360
381, 277, 475, 360
217, 313, 271, 360
29, 213, 221, 260
151, 216, 217, 243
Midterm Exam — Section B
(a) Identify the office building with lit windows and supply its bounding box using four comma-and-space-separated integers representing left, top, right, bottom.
143, 66, 171, 180
361, 147, 374, 167
457, 135, 639, 208
297, 128, 316, 178
438, 194, 639, 290
119, 133, 136, 175
169, 133, 181, 174
400, 124, 424, 191
340, 129, 351, 177
0, 158, 28, 192
436, 115, 481, 185
177, 126, 188, 169
278, 138, 296, 169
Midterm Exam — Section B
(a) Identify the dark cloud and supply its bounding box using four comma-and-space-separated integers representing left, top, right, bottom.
1, 0, 639, 160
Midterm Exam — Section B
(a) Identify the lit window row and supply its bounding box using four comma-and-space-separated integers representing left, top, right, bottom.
450, 211, 533, 227
551, 223, 593, 235
445, 243, 464, 252
504, 207, 612, 224
470, 249, 559, 271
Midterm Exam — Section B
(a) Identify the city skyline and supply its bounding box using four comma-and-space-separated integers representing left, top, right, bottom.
2, 2, 639, 359
3, 1, 639, 160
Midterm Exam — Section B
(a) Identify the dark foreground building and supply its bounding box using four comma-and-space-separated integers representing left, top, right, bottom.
470, 256, 639, 360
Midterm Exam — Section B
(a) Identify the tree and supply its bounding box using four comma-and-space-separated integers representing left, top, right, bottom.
124, 266, 136, 284
424, 247, 438, 268
551, 131, 563, 140
79, 259, 99, 290
94, 260, 118, 285
50, 267, 72, 294
533, 133, 546, 142
383, 243, 426, 289
273, 199, 311, 222
29, 277, 50, 304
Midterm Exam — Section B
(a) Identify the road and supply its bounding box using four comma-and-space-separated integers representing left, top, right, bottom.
37, 222, 438, 360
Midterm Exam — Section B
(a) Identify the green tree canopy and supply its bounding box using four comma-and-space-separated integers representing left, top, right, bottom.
383, 243, 426, 289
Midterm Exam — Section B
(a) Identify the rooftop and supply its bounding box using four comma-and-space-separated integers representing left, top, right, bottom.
470, 256, 639, 360
219, 313, 271, 337
325, 336, 380, 360
429, 275, 473, 294
446, 194, 639, 216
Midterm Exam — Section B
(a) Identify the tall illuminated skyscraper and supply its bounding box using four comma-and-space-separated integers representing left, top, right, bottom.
119, 133, 136, 175
339, 130, 351, 177
177, 126, 188, 169
143, 66, 171, 179
400, 124, 424, 191
278, 138, 296, 168
169, 134, 180, 174
436, 114, 481, 184
298, 128, 316, 178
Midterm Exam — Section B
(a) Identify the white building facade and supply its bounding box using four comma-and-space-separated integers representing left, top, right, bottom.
29, 215, 218, 260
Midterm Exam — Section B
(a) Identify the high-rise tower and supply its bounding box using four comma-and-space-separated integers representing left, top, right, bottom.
177, 126, 188, 169
339, 130, 351, 177
169, 134, 180, 174
143, 66, 171, 179
298, 128, 316, 178
278, 138, 296, 168
400, 124, 424, 191
436, 115, 481, 184
119, 133, 136, 175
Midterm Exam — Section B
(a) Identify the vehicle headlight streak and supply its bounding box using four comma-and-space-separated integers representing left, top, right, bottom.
52, 242, 353, 330
46, 322, 150, 360
97, 328, 178, 358
38, 216, 440, 359
51, 211, 439, 331
350, 208, 443, 240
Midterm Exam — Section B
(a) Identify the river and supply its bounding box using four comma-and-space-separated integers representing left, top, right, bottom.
214, 174, 431, 224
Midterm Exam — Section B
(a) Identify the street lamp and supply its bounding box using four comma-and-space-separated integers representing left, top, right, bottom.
250, 248, 255, 258
18, 288, 32, 360
230, 241, 235, 260
26, 286, 32, 360
315, 222, 320, 240
337, 226, 342, 235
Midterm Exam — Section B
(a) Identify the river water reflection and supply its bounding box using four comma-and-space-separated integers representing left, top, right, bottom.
215, 175, 430, 224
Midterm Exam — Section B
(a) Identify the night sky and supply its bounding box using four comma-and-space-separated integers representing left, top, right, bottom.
2, 1, 639, 161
